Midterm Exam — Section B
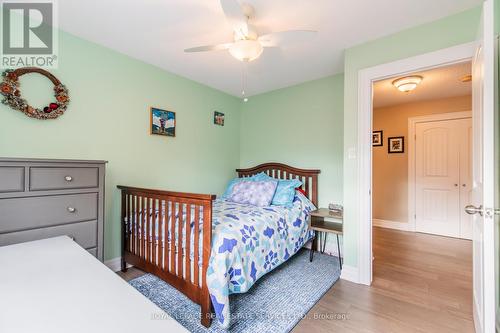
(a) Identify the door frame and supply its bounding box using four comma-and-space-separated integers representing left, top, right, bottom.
407, 111, 472, 235
356, 41, 476, 285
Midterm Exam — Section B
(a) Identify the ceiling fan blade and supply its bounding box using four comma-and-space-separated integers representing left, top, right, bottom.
184, 43, 233, 53
220, 0, 248, 39
258, 30, 317, 47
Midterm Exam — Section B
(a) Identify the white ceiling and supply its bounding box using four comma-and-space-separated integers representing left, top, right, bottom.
58, 0, 481, 97
373, 61, 472, 108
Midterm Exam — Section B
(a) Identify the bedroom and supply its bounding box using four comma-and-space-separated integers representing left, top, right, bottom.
0, 1, 498, 333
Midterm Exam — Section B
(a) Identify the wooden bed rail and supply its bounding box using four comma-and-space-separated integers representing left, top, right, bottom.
118, 185, 215, 327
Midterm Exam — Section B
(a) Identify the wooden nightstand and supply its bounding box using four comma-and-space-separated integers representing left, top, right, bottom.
309, 208, 343, 269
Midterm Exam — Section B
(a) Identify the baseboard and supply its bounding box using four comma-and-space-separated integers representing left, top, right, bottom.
340, 265, 359, 283
372, 219, 412, 232
104, 256, 132, 272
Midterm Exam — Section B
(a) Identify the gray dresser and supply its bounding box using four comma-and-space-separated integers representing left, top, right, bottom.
0, 158, 106, 261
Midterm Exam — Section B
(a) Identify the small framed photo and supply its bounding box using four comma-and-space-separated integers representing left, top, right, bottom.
372, 131, 383, 146
150, 107, 175, 137
388, 136, 404, 153
214, 111, 224, 126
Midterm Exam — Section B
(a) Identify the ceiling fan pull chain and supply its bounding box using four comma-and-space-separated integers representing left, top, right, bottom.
241, 62, 248, 102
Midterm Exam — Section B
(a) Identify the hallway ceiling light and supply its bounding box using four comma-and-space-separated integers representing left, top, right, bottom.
461, 74, 472, 83
392, 75, 423, 92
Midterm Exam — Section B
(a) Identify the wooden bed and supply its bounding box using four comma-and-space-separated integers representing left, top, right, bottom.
118, 163, 320, 327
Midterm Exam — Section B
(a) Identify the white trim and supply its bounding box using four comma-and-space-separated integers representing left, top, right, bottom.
104, 257, 132, 272
494, 34, 500, 333
357, 42, 476, 286
407, 111, 472, 235
372, 219, 411, 231
476, 1, 496, 331
474, 296, 482, 333
340, 265, 359, 283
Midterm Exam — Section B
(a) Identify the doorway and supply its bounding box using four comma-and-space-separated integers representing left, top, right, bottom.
370, 61, 474, 329
356, 42, 476, 285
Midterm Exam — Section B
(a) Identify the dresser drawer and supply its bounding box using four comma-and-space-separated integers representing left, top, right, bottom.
0, 167, 25, 193
0, 193, 98, 233
30, 167, 99, 191
0, 220, 97, 249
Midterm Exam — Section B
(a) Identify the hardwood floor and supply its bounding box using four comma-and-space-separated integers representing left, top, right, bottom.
293, 227, 473, 333
117, 227, 473, 332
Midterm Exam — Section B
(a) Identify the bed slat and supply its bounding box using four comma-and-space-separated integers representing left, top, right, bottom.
177, 203, 183, 278
132, 195, 137, 254
158, 198, 164, 269
186, 204, 192, 283
152, 198, 157, 265
194, 206, 200, 287
169, 201, 174, 273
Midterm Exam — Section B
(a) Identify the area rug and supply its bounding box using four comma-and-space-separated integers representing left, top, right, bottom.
129, 249, 341, 333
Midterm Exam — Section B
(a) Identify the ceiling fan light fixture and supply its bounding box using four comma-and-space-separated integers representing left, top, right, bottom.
392, 75, 423, 92
229, 39, 263, 62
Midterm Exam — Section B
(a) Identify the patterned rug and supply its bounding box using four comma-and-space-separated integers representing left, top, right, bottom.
129, 249, 340, 333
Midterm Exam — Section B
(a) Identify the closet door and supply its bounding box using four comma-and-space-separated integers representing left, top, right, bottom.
458, 118, 473, 239
415, 119, 461, 237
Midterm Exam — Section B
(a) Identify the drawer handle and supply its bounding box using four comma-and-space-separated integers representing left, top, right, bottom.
64, 175, 73, 182
67, 207, 76, 213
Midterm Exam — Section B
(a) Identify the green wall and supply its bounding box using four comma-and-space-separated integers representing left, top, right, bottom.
239, 74, 344, 208
0, 31, 241, 260
342, 7, 481, 268
496, 0, 500, 34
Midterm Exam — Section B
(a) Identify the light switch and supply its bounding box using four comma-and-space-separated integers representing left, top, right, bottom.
348, 147, 356, 159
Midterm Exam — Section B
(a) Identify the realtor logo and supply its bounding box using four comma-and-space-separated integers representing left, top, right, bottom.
1, 1, 58, 68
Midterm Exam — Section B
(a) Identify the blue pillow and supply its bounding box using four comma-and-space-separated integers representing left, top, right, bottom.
221, 175, 258, 198
254, 172, 302, 206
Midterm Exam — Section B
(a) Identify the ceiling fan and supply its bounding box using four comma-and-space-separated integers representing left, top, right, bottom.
184, 0, 317, 63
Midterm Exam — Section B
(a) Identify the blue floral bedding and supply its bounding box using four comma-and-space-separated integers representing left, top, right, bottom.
129, 192, 315, 328
208, 192, 315, 328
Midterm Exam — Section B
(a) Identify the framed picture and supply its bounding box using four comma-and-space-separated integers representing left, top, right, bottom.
214, 111, 224, 126
150, 107, 175, 137
372, 130, 383, 146
388, 136, 404, 153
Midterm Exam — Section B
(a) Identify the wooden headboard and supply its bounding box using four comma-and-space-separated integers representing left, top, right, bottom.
236, 163, 321, 207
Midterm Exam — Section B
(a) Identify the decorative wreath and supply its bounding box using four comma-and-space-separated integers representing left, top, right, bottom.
0, 67, 69, 120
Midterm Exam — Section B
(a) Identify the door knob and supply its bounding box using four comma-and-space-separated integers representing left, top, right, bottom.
465, 204, 483, 216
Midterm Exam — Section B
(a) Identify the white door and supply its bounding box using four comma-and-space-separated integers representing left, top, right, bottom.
415, 118, 472, 238
468, 1, 495, 332
415, 119, 461, 237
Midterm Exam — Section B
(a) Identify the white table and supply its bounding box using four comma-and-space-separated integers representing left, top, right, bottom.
0, 236, 188, 333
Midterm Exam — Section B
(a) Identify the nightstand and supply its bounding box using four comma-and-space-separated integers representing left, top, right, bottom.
309, 208, 343, 269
